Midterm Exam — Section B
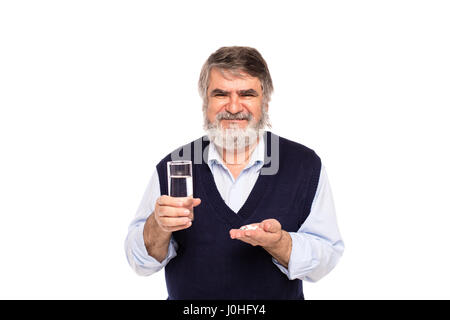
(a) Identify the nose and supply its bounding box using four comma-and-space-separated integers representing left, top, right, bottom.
225, 92, 244, 114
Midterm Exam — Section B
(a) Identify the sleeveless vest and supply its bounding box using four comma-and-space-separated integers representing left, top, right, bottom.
156, 131, 321, 299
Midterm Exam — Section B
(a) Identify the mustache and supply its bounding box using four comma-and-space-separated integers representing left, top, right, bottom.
216, 112, 253, 121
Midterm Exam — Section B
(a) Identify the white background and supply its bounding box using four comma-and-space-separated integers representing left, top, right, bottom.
1, 1, 449, 299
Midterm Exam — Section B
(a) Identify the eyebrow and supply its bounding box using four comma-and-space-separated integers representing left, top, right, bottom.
210, 89, 259, 96
238, 89, 258, 96
210, 89, 229, 96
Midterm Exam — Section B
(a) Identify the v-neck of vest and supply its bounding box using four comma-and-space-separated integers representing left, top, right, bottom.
197, 131, 273, 229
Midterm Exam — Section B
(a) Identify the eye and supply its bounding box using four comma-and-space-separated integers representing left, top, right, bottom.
211, 90, 229, 97
240, 93, 257, 98
239, 90, 258, 97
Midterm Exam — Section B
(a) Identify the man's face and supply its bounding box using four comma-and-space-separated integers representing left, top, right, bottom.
206, 67, 265, 130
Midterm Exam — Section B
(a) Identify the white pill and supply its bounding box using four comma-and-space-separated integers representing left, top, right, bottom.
240, 224, 260, 231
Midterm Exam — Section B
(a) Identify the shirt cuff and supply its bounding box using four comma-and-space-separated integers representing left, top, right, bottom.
271, 232, 314, 280
127, 223, 177, 276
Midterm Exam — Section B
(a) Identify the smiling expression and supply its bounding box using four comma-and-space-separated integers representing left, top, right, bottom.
206, 68, 265, 129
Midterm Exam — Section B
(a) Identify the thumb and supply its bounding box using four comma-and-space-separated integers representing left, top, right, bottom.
262, 219, 280, 233
192, 198, 202, 207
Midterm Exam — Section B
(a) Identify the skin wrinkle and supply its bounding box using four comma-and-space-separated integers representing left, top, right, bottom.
211, 88, 259, 97
203, 68, 265, 154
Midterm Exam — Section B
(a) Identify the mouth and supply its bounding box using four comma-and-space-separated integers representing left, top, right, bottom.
221, 119, 248, 123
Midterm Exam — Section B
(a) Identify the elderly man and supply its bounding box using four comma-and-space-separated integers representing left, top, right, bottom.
125, 46, 344, 300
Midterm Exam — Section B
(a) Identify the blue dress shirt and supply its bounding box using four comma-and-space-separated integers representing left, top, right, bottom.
125, 137, 344, 282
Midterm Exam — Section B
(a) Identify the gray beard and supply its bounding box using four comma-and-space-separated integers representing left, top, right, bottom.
203, 106, 270, 153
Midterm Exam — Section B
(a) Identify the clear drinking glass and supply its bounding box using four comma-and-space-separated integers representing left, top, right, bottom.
167, 160, 193, 198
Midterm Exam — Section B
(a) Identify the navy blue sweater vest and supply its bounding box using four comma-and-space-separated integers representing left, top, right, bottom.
156, 131, 321, 300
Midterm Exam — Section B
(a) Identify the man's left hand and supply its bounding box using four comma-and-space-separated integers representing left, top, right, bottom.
229, 219, 292, 268
229, 219, 283, 248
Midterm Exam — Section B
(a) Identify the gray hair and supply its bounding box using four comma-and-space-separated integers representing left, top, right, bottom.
198, 46, 274, 111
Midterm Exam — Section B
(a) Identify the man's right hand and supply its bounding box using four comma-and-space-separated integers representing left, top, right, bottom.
143, 196, 201, 261
154, 195, 202, 232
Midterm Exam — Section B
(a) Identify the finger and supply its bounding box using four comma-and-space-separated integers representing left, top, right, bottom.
192, 198, 202, 207
160, 216, 192, 228
164, 221, 192, 232
157, 195, 199, 208
261, 221, 271, 232
229, 229, 239, 239
243, 229, 265, 241
158, 206, 191, 217
180, 197, 202, 209
229, 229, 261, 246
177, 197, 194, 207
157, 195, 190, 208
230, 229, 245, 239
163, 197, 202, 210
261, 219, 281, 233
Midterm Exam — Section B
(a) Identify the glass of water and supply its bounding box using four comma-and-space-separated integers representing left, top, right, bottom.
167, 160, 193, 198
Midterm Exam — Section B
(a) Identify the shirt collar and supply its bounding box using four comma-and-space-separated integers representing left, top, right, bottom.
207, 133, 265, 172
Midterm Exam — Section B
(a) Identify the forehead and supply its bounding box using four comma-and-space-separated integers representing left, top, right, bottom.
208, 68, 262, 92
